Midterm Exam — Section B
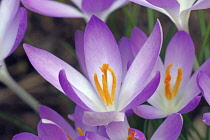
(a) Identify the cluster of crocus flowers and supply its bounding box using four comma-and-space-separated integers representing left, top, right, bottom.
23, 15, 162, 126
130, 0, 210, 32
20, 0, 128, 22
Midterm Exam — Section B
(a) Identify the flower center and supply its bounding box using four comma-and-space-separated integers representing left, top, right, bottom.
164, 63, 182, 100
94, 64, 116, 106
127, 128, 139, 140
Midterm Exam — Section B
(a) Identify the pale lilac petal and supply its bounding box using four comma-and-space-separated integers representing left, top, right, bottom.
38, 121, 68, 140
8, 7, 27, 57
203, 113, 210, 125
39, 105, 76, 139
75, 30, 88, 77
98, 126, 109, 138
82, 0, 114, 13
164, 31, 194, 85
12, 133, 40, 140
197, 72, 210, 105
85, 131, 109, 140
84, 15, 122, 100
151, 113, 183, 140
146, 0, 179, 8
21, 0, 83, 18
83, 111, 125, 126
130, 27, 147, 56
119, 20, 162, 108
178, 96, 201, 114
106, 117, 129, 140
75, 136, 87, 140
133, 105, 168, 119
189, 0, 210, 10
118, 37, 134, 79
24, 44, 102, 109
122, 72, 160, 111
59, 70, 103, 111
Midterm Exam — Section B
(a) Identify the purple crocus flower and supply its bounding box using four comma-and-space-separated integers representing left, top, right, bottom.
23, 15, 162, 126
134, 31, 210, 119
21, 0, 128, 22
106, 113, 183, 140
130, 0, 210, 32
197, 72, 210, 125
0, 0, 27, 64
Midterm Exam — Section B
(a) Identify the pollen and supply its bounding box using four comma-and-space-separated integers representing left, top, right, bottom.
164, 63, 182, 100
94, 64, 117, 106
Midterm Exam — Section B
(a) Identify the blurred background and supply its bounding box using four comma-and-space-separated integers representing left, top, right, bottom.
0, 1, 210, 139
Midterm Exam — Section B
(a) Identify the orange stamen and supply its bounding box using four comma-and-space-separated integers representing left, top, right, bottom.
127, 128, 139, 140
62, 129, 73, 140
94, 64, 117, 106
77, 127, 84, 136
164, 63, 183, 100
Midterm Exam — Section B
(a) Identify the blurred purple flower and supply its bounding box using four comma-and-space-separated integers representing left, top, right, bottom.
133, 30, 210, 119
130, 0, 210, 32
197, 72, 210, 125
0, 0, 27, 64
23, 15, 162, 126
21, 0, 128, 22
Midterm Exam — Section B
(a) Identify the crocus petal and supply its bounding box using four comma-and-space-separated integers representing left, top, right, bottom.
83, 111, 125, 126
39, 105, 77, 139
151, 113, 183, 140
189, 0, 210, 10
24, 44, 102, 110
178, 96, 201, 114
164, 31, 194, 85
119, 20, 162, 109
197, 72, 210, 105
21, 0, 83, 18
133, 105, 168, 119
122, 71, 160, 111
12, 133, 40, 140
75, 30, 88, 77
85, 131, 109, 140
84, 15, 122, 100
146, 0, 179, 8
71, 0, 82, 9
59, 70, 103, 111
82, 0, 114, 13
203, 113, 210, 125
38, 121, 68, 140
118, 37, 134, 79
130, 27, 147, 56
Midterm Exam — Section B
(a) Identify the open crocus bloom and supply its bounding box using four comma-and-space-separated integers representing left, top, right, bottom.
197, 72, 210, 125
134, 31, 210, 119
21, 0, 128, 22
0, 0, 27, 64
24, 15, 162, 126
106, 113, 183, 140
130, 0, 210, 32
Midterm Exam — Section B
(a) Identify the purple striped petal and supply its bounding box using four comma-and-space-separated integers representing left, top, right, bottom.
178, 96, 201, 114
189, 0, 210, 10
21, 0, 83, 18
119, 20, 162, 109
84, 15, 122, 99
39, 105, 76, 139
146, 0, 179, 8
130, 27, 147, 56
85, 131, 109, 140
12, 133, 40, 140
83, 111, 125, 126
81, 0, 114, 13
203, 113, 210, 125
151, 113, 183, 140
133, 105, 168, 119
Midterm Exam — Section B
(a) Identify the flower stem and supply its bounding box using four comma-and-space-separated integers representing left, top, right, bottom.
0, 62, 39, 112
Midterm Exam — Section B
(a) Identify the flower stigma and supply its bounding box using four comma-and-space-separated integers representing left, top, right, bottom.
127, 128, 140, 140
164, 63, 182, 100
77, 127, 84, 136
94, 64, 116, 106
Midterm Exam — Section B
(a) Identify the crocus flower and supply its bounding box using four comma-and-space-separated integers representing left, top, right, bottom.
130, 0, 210, 32
106, 113, 183, 140
134, 31, 210, 119
24, 15, 162, 126
197, 72, 210, 125
21, 0, 128, 22
0, 0, 27, 64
